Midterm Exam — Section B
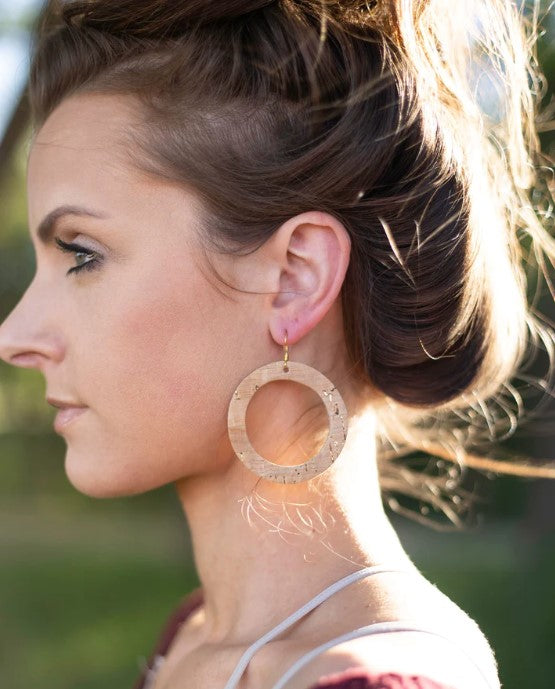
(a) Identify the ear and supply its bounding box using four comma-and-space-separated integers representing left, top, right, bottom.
265, 211, 351, 347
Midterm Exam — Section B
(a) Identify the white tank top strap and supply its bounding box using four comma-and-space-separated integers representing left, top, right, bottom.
267, 621, 496, 689
222, 564, 415, 689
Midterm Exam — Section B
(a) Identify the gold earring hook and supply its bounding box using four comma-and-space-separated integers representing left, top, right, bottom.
283, 330, 289, 372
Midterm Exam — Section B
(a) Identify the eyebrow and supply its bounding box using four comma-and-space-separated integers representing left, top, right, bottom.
36, 204, 109, 244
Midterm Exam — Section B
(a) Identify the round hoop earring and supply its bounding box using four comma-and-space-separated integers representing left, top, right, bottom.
227, 330, 349, 484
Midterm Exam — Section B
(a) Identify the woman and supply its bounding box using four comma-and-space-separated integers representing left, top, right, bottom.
0, 0, 553, 688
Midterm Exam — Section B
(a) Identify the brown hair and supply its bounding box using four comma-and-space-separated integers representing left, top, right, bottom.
28, 0, 555, 527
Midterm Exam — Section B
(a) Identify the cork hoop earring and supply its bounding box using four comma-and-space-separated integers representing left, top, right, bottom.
227, 331, 349, 484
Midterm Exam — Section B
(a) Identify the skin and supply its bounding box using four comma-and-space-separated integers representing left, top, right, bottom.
0, 93, 497, 689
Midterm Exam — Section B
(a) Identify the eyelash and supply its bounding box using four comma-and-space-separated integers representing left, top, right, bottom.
54, 237, 102, 276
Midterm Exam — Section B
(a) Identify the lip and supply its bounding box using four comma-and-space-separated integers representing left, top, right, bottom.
53, 406, 88, 433
47, 396, 85, 409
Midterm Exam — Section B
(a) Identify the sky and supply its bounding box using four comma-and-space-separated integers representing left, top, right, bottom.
0, 0, 42, 139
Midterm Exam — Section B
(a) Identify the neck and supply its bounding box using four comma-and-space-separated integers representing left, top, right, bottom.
174, 408, 415, 647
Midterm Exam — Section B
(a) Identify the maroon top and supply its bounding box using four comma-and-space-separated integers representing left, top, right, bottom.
132, 588, 454, 689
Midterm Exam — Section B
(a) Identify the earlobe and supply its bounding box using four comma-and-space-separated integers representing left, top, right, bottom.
268, 211, 351, 348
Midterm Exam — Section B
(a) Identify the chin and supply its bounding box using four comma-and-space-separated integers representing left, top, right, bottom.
63, 452, 160, 499
65, 469, 127, 499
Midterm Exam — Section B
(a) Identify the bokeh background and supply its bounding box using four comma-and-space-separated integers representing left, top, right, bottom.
0, 2, 554, 688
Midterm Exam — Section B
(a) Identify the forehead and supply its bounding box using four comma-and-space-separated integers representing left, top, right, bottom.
27, 93, 143, 222
29, 92, 137, 169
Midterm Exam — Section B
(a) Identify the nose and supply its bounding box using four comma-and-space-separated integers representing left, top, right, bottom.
0, 280, 64, 372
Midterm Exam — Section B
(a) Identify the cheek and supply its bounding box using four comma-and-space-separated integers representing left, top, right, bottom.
63, 252, 249, 498
112, 275, 210, 405
84, 262, 233, 451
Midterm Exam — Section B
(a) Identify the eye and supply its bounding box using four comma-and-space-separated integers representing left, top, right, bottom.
54, 237, 102, 276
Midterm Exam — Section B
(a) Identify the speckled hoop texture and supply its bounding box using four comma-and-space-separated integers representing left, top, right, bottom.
227, 360, 349, 484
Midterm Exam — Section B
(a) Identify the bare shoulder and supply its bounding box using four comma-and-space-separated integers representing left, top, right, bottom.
278, 628, 500, 689
273, 574, 501, 689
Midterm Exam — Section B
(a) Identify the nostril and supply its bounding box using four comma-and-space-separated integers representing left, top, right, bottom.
6, 352, 44, 369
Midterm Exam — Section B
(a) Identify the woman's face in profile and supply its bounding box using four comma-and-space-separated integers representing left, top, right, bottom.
0, 92, 267, 498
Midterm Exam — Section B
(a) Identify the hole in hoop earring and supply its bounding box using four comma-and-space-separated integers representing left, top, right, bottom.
245, 380, 328, 463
